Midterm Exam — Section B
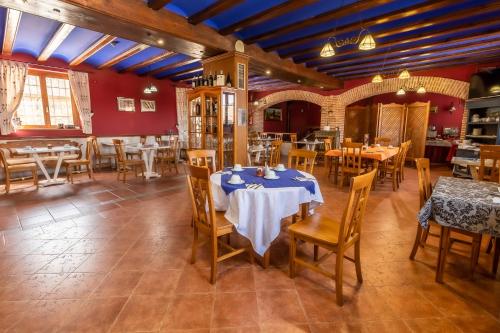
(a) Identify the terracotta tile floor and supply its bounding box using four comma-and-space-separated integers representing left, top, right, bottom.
0, 164, 499, 332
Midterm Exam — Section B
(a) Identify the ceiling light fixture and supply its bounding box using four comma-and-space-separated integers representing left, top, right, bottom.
396, 87, 406, 96
417, 84, 426, 94
398, 69, 411, 80
320, 28, 375, 58
372, 74, 383, 83
265, 69, 271, 75
157, 39, 164, 45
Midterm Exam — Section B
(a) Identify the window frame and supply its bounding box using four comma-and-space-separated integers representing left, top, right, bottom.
18, 69, 80, 130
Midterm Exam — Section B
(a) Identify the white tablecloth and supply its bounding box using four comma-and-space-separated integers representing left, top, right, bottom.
210, 169, 324, 255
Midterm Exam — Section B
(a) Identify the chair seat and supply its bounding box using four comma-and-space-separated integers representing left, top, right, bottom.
6, 158, 35, 165
99, 153, 116, 158
288, 213, 341, 246
216, 212, 234, 235
340, 166, 366, 174
123, 159, 145, 166
7, 162, 37, 171
63, 159, 90, 165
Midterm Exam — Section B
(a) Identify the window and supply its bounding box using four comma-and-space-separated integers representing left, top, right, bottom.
16, 70, 79, 129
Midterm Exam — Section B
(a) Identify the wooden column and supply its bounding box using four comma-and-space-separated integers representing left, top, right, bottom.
203, 51, 249, 165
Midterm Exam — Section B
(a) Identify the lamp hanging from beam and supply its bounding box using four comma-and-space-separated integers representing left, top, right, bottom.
320, 28, 375, 58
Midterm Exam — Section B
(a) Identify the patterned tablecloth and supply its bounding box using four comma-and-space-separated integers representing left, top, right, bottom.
325, 146, 399, 161
418, 177, 500, 237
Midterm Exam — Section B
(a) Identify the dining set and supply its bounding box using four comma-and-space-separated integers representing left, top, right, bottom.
185, 147, 378, 306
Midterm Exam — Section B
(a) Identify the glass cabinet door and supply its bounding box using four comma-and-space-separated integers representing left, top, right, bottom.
189, 97, 202, 149
222, 92, 235, 168
204, 94, 219, 157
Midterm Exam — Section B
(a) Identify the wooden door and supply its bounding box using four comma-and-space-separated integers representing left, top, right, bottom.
376, 103, 406, 146
344, 105, 370, 142
405, 101, 430, 160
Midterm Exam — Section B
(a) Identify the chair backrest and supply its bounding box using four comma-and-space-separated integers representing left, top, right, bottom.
344, 138, 352, 144
290, 133, 297, 149
186, 165, 217, 236
323, 137, 333, 152
288, 149, 317, 173
140, 136, 147, 144
401, 140, 411, 166
338, 169, 376, 247
479, 145, 500, 182
341, 142, 363, 172
88, 136, 101, 157
155, 135, 162, 145
84, 137, 93, 161
112, 139, 126, 163
415, 158, 432, 208
269, 140, 282, 166
165, 136, 179, 158
187, 149, 217, 173
375, 137, 391, 146
394, 141, 409, 170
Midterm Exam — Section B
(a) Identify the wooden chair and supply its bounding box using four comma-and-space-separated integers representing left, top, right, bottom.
269, 140, 282, 167
126, 135, 147, 160
187, 149, 217, 174
478, 145, 500, 182
63, 137, 94, 184
338, 142, 364, 188
288, 149, 317, 174
290, 133, 298, 149
343, 138, 352, 144
381, 141, 408, 191
187, 165, 252, 283
316, 137, 332, 166
374, 137, 391, 146
289, 169, 377, 306
112, 139, 145, 182
89, 136, 116, 170
409, 158, 485, 280
0, 148, 38, 193
155, 136, 179, 175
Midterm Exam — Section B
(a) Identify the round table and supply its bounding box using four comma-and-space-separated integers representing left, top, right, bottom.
210, 167, 324, 261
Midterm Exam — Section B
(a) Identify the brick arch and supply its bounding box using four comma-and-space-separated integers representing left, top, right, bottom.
338, 76, 469, 106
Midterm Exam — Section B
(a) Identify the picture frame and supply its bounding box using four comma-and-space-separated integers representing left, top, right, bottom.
117, 97, 135, 112
264, 108, 282, 121
141, 99, 156, 112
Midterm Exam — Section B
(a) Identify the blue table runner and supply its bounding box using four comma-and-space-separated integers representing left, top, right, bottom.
220, 168, 315, 195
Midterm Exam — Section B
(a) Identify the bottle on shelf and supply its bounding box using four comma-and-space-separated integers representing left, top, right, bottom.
209, 73, 214, 86
195, 100, 201, 116
226, 73, 232, 87
196, 76, 201, 87
191, 77, 196, 88
217, 70, 224, 86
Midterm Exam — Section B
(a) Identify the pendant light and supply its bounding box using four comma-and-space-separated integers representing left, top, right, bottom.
143, 64, 158, 94
396, 87, 406, 96
320, 41, 335, 57
372, 74, 383, 83
358, 32, 376, 50
398, 69, 411, 80
417, 84, 426, 94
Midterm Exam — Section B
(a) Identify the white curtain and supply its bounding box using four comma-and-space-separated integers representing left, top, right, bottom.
68, 70, 93, 134
0, 60, 27, 135
176, 87, 189, 148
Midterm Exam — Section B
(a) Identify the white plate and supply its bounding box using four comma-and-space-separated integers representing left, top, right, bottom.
264, 175, 280, 180
227, 179, 245, 185
231, 168, 244, 172
274, 168, 286, 172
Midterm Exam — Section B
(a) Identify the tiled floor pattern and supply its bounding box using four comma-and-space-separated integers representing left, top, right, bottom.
0, 165, 499, 332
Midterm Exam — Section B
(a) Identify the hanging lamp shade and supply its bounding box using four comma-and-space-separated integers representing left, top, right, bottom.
358, 32, 376, 50
372, 74, 383, 83
398, 69, 411, 79
417, 85, 426, 94
320, 42, 335, 57
396, 87, 406, 96
149, 84, 158, 93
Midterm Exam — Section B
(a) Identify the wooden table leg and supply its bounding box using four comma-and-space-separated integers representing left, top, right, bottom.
436, 226, 450, 283
372, 160, 379, 190
470, 233, 482, 278
493, 237, 499, 276
333, 157, 339, 185
300, 202, 310, 220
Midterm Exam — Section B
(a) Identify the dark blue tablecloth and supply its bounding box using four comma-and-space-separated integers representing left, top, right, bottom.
220, 168, 315, 195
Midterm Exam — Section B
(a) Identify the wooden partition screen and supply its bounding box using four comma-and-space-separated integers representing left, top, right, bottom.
376, 103, 406, 146
344, 105, 370, 142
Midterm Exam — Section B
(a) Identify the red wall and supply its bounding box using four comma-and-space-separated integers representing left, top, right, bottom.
352, 92, 465, 135
0, 54, 178, 138
263, 101, 321, 138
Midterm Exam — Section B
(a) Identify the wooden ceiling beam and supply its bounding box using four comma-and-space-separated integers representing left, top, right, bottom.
330, 46, 500, 77
316, 31, 500, 72
244, 0, 392, 44
0, 0, 341, 89
263, 0, 469, 52
123, 51, 176, 72
188, 0, 245, 25
38, 23, 75, 61
148, 58, 200, 75
147, 0, 171, 11
167, 67, 203, 79
98, 43, 149, 69
219, 0, 317, 35
2, 8, 22, 56
69, 34, 116, 66
293, 17, 500, 63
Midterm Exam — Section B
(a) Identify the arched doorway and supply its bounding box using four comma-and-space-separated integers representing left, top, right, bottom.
263, 100, 321, 139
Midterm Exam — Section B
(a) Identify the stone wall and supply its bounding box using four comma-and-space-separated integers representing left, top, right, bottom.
250, 76, 470, 140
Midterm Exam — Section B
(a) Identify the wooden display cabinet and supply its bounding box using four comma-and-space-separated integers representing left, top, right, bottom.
187, 86, 236, 169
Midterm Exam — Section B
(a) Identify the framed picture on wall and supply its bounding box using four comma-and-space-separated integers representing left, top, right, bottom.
264, 108, 282, 121
117, 97, 135, 112
141, 99, 156, 112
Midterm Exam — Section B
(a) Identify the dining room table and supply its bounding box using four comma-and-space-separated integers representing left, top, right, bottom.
325, 145, 399, 187
296, 140, 322, 151
418, 176, 500, 281
14, 145, 80, 186
210, 166, 324, 267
